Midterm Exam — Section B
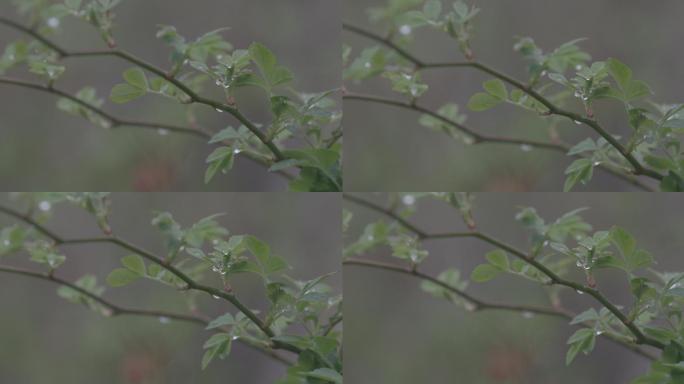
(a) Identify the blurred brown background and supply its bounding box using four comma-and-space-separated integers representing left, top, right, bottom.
344, 0, 684, 191
0, 193, 341, 383
0, 0, 341, 191
344, 193, 684, 383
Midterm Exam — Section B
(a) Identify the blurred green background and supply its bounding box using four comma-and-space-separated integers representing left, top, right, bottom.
0, 0, 341, 191
343, 0, 684, 191
0, 193, 341, 383
344, 193, 684, 383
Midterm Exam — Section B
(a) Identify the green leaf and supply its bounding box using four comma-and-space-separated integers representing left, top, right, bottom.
485, 249, 509, 270
565, 328, 596, 365
110, 83, 146, 103
121, 254, 146, 276
482, 79, 507, 100
122, 67, 148, 89
607, 58, 632, 91
610, 226, 635, 258
661, 171, 684, 192
563, 158, 594, 191
269, 159, 304, 172
106, 268, 139, 287
204, 147, 235, 183
248, 42, 293, 88
201, 333, 232, 369
624, 80, 651, 100
245, 235, 270, 260
467, 92, 502, 111
569, 308, 599, 325
471, 264, 500, 282
305, 368, 343, 384
206, 313, 235, 330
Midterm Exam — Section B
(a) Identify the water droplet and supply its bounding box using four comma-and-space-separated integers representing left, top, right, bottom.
575, 64, 582, 71
38, 201, 51, 211
522, 311, 534, 319
402, 194, 416, 206
399, 25, 412, 36
215, 108, 223, 113
409, 250, 419, 262
540, 70, 548, 77
574, 120, 582, 125
157, 128, 169, 136
464, 302, 477, 312
592, 161, 601, 166
595, 330, 604, 336
576, 289, 585, 295
47, 17, 60, 28
216, 54, 224, 60
520, 144, 533, 152
462, 136, 475, 145
158, 316, 170, 324
212, 295, 220, 299
233, 148, 242, 155
542, 240, 549, 246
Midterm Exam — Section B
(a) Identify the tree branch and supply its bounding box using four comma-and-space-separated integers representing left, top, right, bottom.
0, 203, 301, 354
343, 257, 657, 361
342, 22, 664, 182
343, 194, 665, 350
0, 17, 286, 162
0, 77, 294, 181
0, 264, 293, 365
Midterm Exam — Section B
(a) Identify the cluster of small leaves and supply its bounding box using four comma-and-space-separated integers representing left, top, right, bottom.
3, 0, 343, 191
509, 40, 684, 191
0, 194, 342, 383
347, 194, 684, 382
152, 28, 343, 190
349, 0, 684, 191
344, 218, 429, 267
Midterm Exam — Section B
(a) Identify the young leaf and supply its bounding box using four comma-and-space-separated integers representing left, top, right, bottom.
485, 249, 509, 270
106, 268, 139, 287
122, 67, 148, 90
121, 254, 146, 276
565, 328, 596, 365
482, 79, 507, 100
305, 368, 343, 384
471, 264, 500, 282
468, 92, 502, 111
110, 83, 146, 103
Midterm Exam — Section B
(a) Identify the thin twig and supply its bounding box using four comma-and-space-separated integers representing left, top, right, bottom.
344, 92, 654, 191
0, 264, 292, 365
0, 17, 286, 162
0, 77, 294, 181
343, 257, 657, 361
342, 22, 664, 182
0, 204, 300, 354
343, 194, 665, 349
